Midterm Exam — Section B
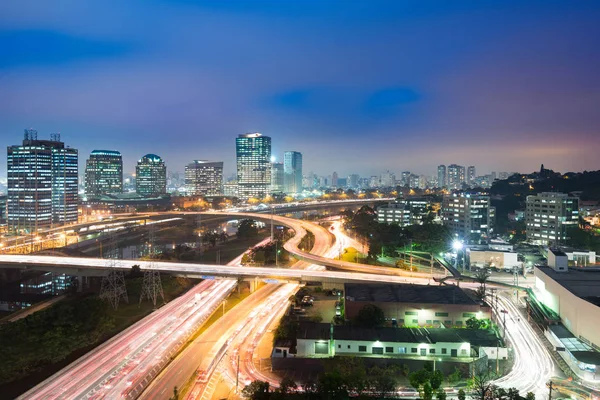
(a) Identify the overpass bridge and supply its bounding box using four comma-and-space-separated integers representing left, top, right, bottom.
0, 255, 428, 286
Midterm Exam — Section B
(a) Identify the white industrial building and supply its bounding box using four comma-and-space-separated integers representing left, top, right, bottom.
468, 249, 519, 271
534, 249, 600, 383
295, 323, 506, 361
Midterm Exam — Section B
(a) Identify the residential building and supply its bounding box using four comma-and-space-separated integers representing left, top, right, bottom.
401, 171, 411, 186
467, 166, 476, 185
447, 164, 466, 189
437, 165, 447, 188
442, 194, 495, 239
526, 192, 579, 245
136, 154, 167, 197
283, 151, 302, 194
271, 162, 284, 194
84, 150, 123, 198
534, 252, 600, 382
185, 160, 223, 196
7, 130, 78, 233
236, 133, 272, 199
344, 283, 491, 328
408, 174, 420, 189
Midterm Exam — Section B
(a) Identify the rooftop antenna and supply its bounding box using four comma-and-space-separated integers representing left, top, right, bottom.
50, 132, 61, 142
24, 128, 38, 141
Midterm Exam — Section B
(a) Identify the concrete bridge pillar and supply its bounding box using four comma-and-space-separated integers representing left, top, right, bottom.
249, 276, 260, 293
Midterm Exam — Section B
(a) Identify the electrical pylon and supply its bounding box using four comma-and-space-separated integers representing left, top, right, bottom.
99, 234, 128, 309
139, 223, 165, 307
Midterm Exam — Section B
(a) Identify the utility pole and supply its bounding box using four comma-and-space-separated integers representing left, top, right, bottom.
546, 380, 555, 400
235, 353, 240, 393
270, 206, 274, 241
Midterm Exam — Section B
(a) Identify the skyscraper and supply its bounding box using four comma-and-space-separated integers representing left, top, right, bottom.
7, 130, 78, 233
271, 162, 284, 194
437, 165, 446, 188
85, 150, 123, 198
401, 171, 411, 186
447, 164, 466, 189
332, 171, 339, 188
283, 151, 302, 194
467, 166, 476, 185
185, 160, 223, 196
136, 154, 167, 197
236, 133, 272, 199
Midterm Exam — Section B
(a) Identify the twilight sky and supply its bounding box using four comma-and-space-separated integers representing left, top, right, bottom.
1, 0, 599, 178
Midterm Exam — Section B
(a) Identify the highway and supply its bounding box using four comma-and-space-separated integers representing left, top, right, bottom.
492, 294, 555, 398
18, 279, 235, 400
0, 254, 437, 284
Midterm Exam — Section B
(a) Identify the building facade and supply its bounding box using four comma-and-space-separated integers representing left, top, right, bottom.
84, 150, 123, 198
236, 133, 272, 199
271, 162, 284, 194
467, 166, 476, 185
535, 254, 600, 382
185, 160, 223, 196
283, 151, 302, 194
296, 323, 504, 361
377, 198, 430, 226
447, 164, 466, 189
437, 165, 447, 188
526, 192, 579, 245
7, 130, 78, 232
442, 194, 495, 239
344, 283, 491, 328
136, 154, 167, 197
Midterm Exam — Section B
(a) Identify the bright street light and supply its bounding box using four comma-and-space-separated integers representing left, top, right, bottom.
452, 240, 463, 251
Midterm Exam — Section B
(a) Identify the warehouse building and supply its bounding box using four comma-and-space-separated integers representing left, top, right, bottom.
344, 283, 491, 328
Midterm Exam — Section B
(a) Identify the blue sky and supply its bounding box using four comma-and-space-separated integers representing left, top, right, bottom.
1, 0, 599, 178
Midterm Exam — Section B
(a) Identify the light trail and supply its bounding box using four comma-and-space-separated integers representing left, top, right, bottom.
18, 279, 235, 400
492, 294, 555, 398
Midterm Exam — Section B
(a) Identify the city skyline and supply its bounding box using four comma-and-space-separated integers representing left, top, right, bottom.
1, 1, 599, 177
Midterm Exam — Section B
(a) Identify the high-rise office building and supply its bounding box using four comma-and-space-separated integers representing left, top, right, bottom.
442, 194, 495, 240
136, 154, 167, 197
236, 133, 272, 199
447, 164, 466, 189
401, 171, 411, 186
7, 130, 78, 233
185, 160, 223, 196
348, 174, 360, 189
84, 150, 123, 198
283, 151, 302, 194
380, 170, 396, 187
271, 162, 284, 194
437, 165, 446, 188
332, 172, 339, 188
467, 166, 476, 185
525, 192, 579, 245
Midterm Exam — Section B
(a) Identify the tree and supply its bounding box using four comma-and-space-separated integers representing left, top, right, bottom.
526, 392, 536, 400
237, 219, 259, 239
458, 389, 466, 400
466, 316, 483, 329
129, 264, 143, 278
446, 367, 462, 385
423, 382, 434, 400
242, 380, 270, 400
430, 369, 444, 390
353, 304, 385, 328
469, 366, 496, 400
370, 365, 400, 398
277, 376, 297, 396
317, 370, 348, 400
474, 268, 490, 301
436, 389, 447, 400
